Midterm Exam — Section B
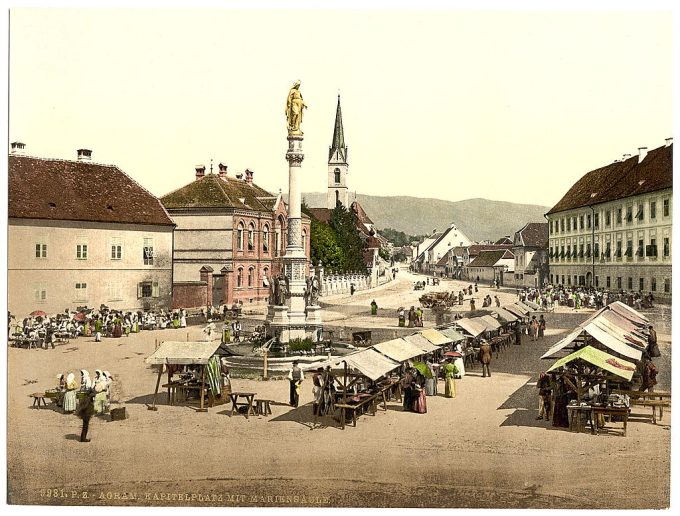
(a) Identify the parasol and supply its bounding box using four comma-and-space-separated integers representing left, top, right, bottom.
412, 362, 433, 379
73, 312, 88, 322
30, 310, 47, 317
443, 351, 462, 358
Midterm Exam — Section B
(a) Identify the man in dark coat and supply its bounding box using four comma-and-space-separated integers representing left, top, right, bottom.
76, 389, 96, 442
479, 340, 492, 378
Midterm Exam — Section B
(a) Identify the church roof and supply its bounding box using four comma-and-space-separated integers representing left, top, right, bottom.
351, 201, 374, 225
9, 155, 174, 226
328, 95, 347, 163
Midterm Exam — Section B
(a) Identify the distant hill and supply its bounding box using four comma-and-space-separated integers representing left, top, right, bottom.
301, 192, 550, 242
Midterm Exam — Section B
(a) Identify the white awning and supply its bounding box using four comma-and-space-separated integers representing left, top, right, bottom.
343, 349, 401, 381
373, 338, 426, 362
591, 316, 646, 348
419, 328, 452, 346
504, 304, 528, 318
478, 315, 502, 331
582, 322, 643, 362
453, 318, 486, 337
493, 307, 518, 323
540, 327, 585, 359
403, 333, 440, 353
145, 341, 222, 365
609, 301, 649, 325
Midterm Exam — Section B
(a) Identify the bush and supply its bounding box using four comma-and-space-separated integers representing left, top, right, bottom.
288, 338, 314, 352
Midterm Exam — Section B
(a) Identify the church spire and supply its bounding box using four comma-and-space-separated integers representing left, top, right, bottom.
329, 95, 347, 162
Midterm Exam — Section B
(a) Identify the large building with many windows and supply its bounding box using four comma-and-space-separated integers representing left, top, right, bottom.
546, 139, 672, 301
8, 144, 175, 316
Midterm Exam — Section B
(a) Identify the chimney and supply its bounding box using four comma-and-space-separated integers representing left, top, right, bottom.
77, 149, 92, 161
666, 137, 673, 147
638, 147, 648, 163
218, 162, 228, 178
622, 154, 631, 161
10, 141, 26, 155
245, 169, 254, 184
235, 173, 243, 180
195, 164, 206, 180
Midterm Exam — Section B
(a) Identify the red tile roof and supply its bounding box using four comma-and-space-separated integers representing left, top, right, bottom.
547, 143, 673, 215
9, 155, 174, 226
468, 249, 514, 267
308, 208, 332, 224
351, 201, 374, 225
516, 222, 549, 248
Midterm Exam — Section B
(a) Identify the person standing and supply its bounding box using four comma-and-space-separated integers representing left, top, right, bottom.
312, 367, 323, 415
495, 295, 500, 307
424, 359, 437, 396
408, 306, 415, 328
647, 325, 660, 357
401, 367, 415, 411
370, 300, 378, 316
470, 298, 476, 312
63, 373, 78, 414
479, 340, 492, 378
442, 358, 458, 398
538, 315, 546, 339
530, 316, 539, 341
412, 372, 427, 413
536, 372, 551, 420
76, 389, 95, 442
288, 360, 304, 407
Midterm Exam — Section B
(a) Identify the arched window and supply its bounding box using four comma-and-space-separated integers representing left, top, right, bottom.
248, 267, 254, 287
262, 267, 269, 287
334, 168, 341, 184
262, 225, 269, 253
248, 223, 255, 251
237, 267, 243, 287
237, 222, 244, 250
302, 229, 307, 251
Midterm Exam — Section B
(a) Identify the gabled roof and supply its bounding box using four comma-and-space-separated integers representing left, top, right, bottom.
467, 249, 514, 267
161, 174, 277, 212
436, 254, 449, 266
467, 244, 512, 257
351, 201, 374, 225
9, 155, 174, 226
308, 207, 332, 224
425, 223, 469, 254
515, 222, 549, 248
495, 237, 513, 245
547, 143, 673, 215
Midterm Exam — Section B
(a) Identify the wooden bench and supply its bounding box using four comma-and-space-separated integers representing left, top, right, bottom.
30, 393, 48, 409
611, 389, 671, 424
254, 399, 273, 416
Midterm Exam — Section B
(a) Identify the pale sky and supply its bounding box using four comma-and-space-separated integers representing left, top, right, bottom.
8, 6, 673, 208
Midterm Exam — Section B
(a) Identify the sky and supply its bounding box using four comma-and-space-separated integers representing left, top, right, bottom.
8, 5, 673, 208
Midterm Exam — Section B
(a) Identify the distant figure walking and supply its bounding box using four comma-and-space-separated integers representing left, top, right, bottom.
288, 360, 304, 407
479, 340, 492, 378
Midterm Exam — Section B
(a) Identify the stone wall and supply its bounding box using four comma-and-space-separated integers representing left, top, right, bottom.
172, 281, 208, 309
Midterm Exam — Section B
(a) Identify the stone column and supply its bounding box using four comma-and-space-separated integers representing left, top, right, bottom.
283, 134, 307, 341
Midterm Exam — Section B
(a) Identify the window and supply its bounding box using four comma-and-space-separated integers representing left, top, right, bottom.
549, 221, 553, 234
606, 276, 611, 288
138, 281, 158, 298
651, 278, 657, 292
262, 225, 269, 253
560, 219, 565, 232
586, 214, 591, 229
650, 201, 657, 219
636, 239, 644, 257
585, 244, 591, 258
636, 204, 644, 221
237, 223, 244, 251
605, 211, 610, 226
646, 238, 657, 257
639, 278, 645, 291
76, 244, 88, 260
75, 282, 87, 301
35, 243, 47, 258
567, 218, 571, 231
567, 276, 571, 286
560, 246, 564, 258
604, 242, 610, 258
625, 240, 633, 258
143, 238, 154, 265
302, 229, 307, 251
663, 237, 670, 257
663, 198, 670, 217
627, 277, 633, 290
248, 223, 255, 251
561, 275, 565, 285
334, 168, 341, 184
625, 206, 633, 223
579, 244, 584, 258
111, 238, 122, 260
237, 268, 243, 288
616, 277, 622, 289
275, 231, 280, 256
594, 213, 599, 228
593, 242, 599, 257
579, 215, 584, 230
34, 283, 47, 303
108, 282, 123, 301
573, 217, 577, 231
664, 278, 670, 293
616, 208, 622, 224
247, 267, 254, 287
615, 241, 622, 258
595, 276, 599, 287
263, 267, 270, 287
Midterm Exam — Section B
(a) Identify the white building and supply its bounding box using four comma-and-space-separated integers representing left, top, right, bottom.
546, 140, 672, 301
415, 223, 474, 273
8, 145, 175, 317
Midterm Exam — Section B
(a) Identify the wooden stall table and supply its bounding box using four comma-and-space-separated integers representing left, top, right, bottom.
229, 392, 257, 419
161, 382, 182, 405
254, 399, 273, 416
590, 406, 629, 437
335, 393, 379, 429
567, 404, 592, 433
612, 389, 671, 424
30, 392, 48, 409
176, 384, 213, 408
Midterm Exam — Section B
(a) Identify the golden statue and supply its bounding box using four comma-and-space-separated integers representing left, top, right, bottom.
286, 80, 307, 135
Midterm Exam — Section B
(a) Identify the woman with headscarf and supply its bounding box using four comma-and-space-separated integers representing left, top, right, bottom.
93, 370, 108, 414
412, 371, 428, 414
63, 372, 78, 413
80, 370, 93, 391
103, 371, 113, 410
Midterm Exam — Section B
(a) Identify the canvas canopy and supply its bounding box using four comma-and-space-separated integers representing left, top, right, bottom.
454, 318, 486, 337
437, 327, 467, 342
374, 338, 425, 363
547, 345, 636, 381
419, 328, 451, 346
609, 301, 649, 325
581, 322, 643, 362
492, 307, 518, 323
516, 302, 535, 313
504, 304, 528, 318
540, 327, 585, 359
599, 310, 647, 339
343, 349, 401, 381
523, 300, 541, 310
145, 341, 222, 365
589, 315, 646, 348
403, 333, 440, 353
479, 315, 502, 331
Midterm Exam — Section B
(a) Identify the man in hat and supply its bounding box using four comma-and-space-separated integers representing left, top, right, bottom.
76, 389, 96, 442
288, 360, 304, 407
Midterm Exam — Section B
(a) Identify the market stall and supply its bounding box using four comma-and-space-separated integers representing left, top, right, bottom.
144, 340, 223, 412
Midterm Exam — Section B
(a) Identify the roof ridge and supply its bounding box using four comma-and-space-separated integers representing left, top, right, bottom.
111, 164, 176, 226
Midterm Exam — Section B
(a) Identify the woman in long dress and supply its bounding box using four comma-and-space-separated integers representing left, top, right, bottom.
412, 372, 428, 414
93, 370, 108, 414
80, 370, 93, 391
63, 373, 78, 413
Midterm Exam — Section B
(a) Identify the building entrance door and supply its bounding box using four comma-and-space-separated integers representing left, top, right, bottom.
212, 274, 224, 307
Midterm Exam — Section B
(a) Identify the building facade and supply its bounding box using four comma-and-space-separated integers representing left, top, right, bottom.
546, 140, 672, 301
465, 249, 515, 285
511, 222, 549, 288
161, 164, 310, 308
8, 147, 175, 317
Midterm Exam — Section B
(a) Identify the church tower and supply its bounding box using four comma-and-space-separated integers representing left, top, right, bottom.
327, 95, 349, 209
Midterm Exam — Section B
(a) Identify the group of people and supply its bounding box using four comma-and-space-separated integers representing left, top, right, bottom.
401, 367, 428, 414
481, 295, 501, 308
397, 306, 424, 327
517, 286, 655, 312
527, 315, 547, 341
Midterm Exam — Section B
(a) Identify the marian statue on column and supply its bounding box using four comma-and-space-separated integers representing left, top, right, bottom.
285, 80, 307, 135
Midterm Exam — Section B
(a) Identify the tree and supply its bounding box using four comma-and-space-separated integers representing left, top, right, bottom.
330, 204, 367, 273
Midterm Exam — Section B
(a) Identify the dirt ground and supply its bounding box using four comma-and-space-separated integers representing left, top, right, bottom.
7, 271, 671, 508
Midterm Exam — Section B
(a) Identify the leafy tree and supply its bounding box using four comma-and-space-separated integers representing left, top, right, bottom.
330, 204, 367, 273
